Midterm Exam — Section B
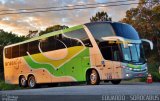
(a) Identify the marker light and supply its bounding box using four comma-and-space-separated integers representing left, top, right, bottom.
126, 74, 129, 77
129, 68, 133, 70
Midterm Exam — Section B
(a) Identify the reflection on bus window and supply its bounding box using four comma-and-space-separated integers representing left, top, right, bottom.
121, 44, 145, 63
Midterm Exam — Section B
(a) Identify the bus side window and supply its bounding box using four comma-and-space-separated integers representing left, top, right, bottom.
56, 34, 66, 50
113, 51, 120, 61
12, 45, 19, 58
63, 28, 93, 47
40, 36, 56, 52
5, 47, 12, 59
82, 39, 92, 47
28, 41, 39, 55
112, 46, 120, 61
20, 43, 28, 57
100, 46, 113, 60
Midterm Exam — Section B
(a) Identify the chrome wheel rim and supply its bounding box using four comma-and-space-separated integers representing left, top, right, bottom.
21, 77, 26, 86
90, 72, 97, 84
29, 78, 35, 87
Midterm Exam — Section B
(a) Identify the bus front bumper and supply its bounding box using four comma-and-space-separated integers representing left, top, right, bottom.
122, 69, 148, 80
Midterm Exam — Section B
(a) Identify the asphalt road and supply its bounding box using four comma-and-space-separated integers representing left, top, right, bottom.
0, 82, 160, 101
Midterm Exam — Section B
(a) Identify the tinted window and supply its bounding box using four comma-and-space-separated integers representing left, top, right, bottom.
12, 45, 19, 58
112, 45, 121, 61
40, 36, 56, 52
111, 23, 139, 40
20, 43, 28, 56
86, 23, 115, 42
64, 28, 92, 47
5, 29, 92, 58
99, 41, 122, 61
5, 47, 12, 59
40, 28, 92, 52
28, 41, 40, 55
40, 34, 72, 52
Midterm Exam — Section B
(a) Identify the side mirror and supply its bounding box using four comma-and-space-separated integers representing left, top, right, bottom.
141, 39, 153, 50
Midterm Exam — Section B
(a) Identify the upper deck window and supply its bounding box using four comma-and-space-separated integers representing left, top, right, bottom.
86, 23, 115, 42
111, 23, 140, 40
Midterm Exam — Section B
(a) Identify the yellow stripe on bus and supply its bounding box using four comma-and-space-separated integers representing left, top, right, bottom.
30, 46, 85, 68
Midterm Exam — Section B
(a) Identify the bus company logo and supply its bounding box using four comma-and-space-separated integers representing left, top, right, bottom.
5, 59, 21, 67
109, 40, 131, 44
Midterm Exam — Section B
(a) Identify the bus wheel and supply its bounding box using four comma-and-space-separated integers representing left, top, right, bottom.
87, 69, 100, 85
111, 80, 121, 85
28, 75, 36, 88
19, 76, 27, 87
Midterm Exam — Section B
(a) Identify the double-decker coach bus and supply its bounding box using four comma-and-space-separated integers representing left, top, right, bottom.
3, 22, 153, 88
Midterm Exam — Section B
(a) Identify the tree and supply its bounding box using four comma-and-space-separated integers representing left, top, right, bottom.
39, 25, 69, 35
90, 11, 112, 22
27, 30, 39, 38
0, 30, 27, 46
121, 0, 160, 57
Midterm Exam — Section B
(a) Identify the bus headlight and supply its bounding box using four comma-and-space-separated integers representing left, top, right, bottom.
122, 66, 126, 68
145, 66, 148, 69
129, 68, 133, 70
126, 73, 129, 77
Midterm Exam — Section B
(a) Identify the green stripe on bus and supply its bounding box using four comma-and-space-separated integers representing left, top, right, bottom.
127, 64, 141, 69
23, 47, 90, 81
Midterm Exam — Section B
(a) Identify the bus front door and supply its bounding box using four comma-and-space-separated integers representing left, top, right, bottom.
112, 48, 122, 80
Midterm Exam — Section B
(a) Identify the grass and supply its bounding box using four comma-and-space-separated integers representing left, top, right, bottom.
0, 72, 21, 90
0, 79, 21, 90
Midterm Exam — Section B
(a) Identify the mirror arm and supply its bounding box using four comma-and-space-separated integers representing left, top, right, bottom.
141, 39, 153, 50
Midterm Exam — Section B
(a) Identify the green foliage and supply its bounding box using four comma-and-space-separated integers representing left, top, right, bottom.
90, 11, 112, 22
147, 54, 160, 82
39, 25, 69, 35
0, 79, 21, 90
141, 63, 160, 82
0, 30, 28, 46
0, 72, 20, 90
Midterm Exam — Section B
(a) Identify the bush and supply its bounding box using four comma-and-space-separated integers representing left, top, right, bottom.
0, 72, 21, 90
0, 79, 21, 90
140, 62, 160, 82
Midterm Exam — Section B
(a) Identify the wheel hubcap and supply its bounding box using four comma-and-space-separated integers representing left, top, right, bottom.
90, 73, 97, 84
21, 78, 26, 86
30, 78, 35, 87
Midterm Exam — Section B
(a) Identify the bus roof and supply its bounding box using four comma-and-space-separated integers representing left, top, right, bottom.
84, 21, 127, 25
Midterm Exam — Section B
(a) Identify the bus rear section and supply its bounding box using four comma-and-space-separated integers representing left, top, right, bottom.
3, 25, 94, 88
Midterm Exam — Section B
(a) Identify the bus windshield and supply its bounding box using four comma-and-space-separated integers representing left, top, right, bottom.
121, 44, 146, 64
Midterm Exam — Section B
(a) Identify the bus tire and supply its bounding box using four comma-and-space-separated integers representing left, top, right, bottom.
19, 76, 27, 87
28, 75, 36, 88
111, 80, 121, 85
87, 69, 100, 85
